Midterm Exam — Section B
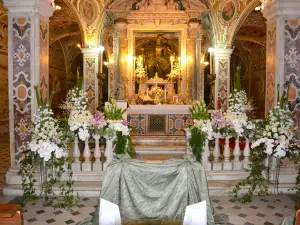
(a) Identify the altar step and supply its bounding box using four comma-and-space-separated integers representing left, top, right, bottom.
132, 136, 186, 162
3, 180, 297, 197
131, 136, 186, 146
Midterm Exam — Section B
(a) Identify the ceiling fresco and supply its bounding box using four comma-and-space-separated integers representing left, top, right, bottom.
234, 10, 266, 46
50, 0, 80, 44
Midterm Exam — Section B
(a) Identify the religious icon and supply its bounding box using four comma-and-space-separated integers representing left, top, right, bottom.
222, 1, 235, 22
82, 0, 95, 21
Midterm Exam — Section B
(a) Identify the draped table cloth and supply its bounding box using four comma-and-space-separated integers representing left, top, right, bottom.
78, 155, 228, 225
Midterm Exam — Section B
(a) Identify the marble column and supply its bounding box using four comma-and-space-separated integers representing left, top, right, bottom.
3, 0, 53, 168
81, 48, 100, 113
213, 48, 233, 109
113, 21, 127, 100
199, 63, 209, 99
187, 22, 202, 102
262, 0, 300, 122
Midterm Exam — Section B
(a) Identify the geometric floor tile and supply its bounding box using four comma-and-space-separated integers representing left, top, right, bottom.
0, 195, 297, 225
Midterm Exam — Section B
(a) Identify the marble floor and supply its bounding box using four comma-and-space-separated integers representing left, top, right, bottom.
0, 194, 297, 225
0, 134, 298, 225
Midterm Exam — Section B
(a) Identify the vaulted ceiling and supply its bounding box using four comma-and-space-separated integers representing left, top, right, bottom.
50, 0, 81, 45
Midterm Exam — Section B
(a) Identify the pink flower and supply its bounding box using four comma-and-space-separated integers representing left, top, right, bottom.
91, 111, 107, 128
120, 120, 128, 126
52, 138, 57, 143
213, 111, 224, 123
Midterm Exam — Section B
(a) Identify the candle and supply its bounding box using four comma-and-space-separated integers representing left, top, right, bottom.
146, 89, 149, 96
170, 56, 174, 71
164, 88, 167, 100
99, 46, 105, 73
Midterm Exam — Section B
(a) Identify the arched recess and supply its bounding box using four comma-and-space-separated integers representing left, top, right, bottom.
228, 0, 261, 47
230, 5, 266, 118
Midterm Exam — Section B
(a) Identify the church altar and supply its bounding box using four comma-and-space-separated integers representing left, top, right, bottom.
127, 104, 191, 135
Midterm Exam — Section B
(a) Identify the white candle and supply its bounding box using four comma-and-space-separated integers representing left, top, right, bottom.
100, 51, 103, 73
209, 53, 212, 74
164, 88, 167, 100
170, 56, 174, 71
146, 89, 149, 96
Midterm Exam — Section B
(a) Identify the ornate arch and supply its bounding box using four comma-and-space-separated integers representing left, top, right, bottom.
228, 0, 261, 46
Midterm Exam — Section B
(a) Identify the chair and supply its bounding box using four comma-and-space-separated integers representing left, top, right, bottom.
296, 210, 300, 225
0, 204, 23, 225
183, 201, 207, 225
99, 198, 122, 225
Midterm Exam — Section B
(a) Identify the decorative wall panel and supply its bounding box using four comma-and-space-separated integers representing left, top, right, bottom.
39, 18, 49, 100
85, 57, 96, 111
169, 114, 191, 135
127, 114, 146, 135
265, 21, 276, 112
12, 17, 32, 164
218, 58, 229, 109
284, 19, 300, 126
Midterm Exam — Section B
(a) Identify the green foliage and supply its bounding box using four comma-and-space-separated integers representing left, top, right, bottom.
34, 86, 55, 109
43, 155, 79, 210
104, 97, 127, 120
227, 145, 269, 203
189, 99, 210, 121
233, 66, 241, 92
18, 151, 40, 206
114, 131, 135, 157
190, 126, 206, 162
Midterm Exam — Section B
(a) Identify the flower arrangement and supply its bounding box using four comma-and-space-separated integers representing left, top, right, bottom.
148, 84, 164, 99
104, 98, 134, 156
67, 87, 92, 141
90, 111, 107, 136
18, 87, 78, 209
167, 60, 180, 81
228, 87, 300, 203
188, 99, 213, 161
135, 57, 147, 81
251, 96, 294, 158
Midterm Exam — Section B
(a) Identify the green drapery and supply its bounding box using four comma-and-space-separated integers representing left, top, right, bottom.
78, 155, 228, 225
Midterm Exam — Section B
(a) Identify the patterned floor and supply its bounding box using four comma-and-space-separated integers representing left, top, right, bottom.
0, 134, 297, 224
0, 194, 297, 225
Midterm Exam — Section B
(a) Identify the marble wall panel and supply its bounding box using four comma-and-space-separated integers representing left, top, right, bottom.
85, 57, 96, 112
169, 114, 191, 135
218, 58, 229, 109
284, 19, 300, 127
127, 114, 146, 135
12, 17, 32, 164
39, 18, 49, 100
265, 21, 276, 112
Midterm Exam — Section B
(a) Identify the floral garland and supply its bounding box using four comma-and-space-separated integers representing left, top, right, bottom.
188, 99, 213, 162
19, 87, 78, 209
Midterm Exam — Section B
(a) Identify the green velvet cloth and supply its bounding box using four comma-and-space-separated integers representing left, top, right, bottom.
78, 155, 226, 225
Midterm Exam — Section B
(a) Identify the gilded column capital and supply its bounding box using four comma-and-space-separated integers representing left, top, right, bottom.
115, 21, 127, 39
3, 0, 54, 18
262, 0, 300, 21
187, 22, 202, 40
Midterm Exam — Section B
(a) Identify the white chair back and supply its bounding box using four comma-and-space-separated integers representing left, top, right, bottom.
183, 200, 207, 225
99, 198, 122, 225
